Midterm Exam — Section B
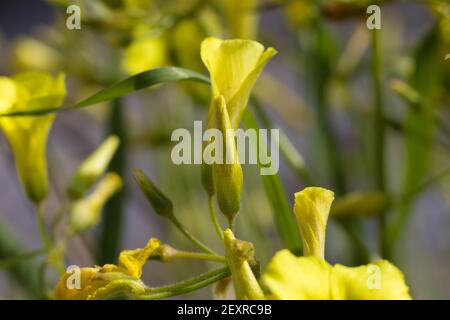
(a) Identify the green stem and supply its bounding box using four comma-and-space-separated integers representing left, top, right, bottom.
98, 98, 126, 264
170, 250, 226, 263
208, 196, 224, 240
371, 28, 388, 258
170, 216, 218, 255
36, 205, 51, 251
141, 267, 230, 299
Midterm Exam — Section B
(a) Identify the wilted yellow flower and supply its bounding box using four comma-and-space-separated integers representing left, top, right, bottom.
294, 187, 334, 258
69, 173, 122, 233
0, 72, 66, 203
200, 37, 276, 128
68, 135, 119, 199
264, 250, 411, 300
55, 238, 160, 300
122, 36, 166, 75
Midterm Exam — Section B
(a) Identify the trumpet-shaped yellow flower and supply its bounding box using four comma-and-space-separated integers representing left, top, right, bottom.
55, 238, 160, 300
200, 37, 276, 128
264, 186, 411, 300
294, 187, 334, 258
0, 72, 65, 203
264, 250, 412, 300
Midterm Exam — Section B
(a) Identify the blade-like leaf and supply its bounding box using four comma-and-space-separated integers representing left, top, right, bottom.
242, 110, 302, 255
0, 67, 210, 117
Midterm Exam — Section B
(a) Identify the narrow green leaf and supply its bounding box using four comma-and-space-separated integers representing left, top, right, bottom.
242, 111, 302, 255
389, 24, 443, 246
0, 67, 210, 117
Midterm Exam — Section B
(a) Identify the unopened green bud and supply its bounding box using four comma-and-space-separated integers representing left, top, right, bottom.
133, 168, 174, 219
211, 96, 243, 221
201, 104, 217, 197
69, 173, 122, 233
68, 135, 119, 200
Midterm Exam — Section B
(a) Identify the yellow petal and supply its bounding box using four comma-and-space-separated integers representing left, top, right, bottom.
263, 252, 412, 300
263, 250, 332, 300
294, 187, 334, 258
201, 37, 276, 128
118, 238, 161, 278
54, 267, 105, 300
331, 260, 412, 300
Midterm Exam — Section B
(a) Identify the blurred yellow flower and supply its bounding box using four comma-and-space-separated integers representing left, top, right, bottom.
12, 37, 61, 72
69, 173, 122, 233
55, 238, 160, 300
0, 71, 65, 203
200, 37, 276, 128
122, 37, 166, 75
68, 135, 120, 199
220, 0, 258, 39
264, 250, 412, 300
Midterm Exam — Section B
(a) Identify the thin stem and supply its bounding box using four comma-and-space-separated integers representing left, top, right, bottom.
170, 216, 218, 256
371, 28, 388, 258
208, 196, 224, 240
142, 267, 230, 298
228, 214, 237, 232
36, 205, 51, 251
170, 250, 226, 263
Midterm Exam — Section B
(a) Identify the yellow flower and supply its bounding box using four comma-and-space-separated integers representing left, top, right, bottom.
200, 37, 276, 128
294, 187, 334, 258
0, 72, 66, 203
264, 186, 411, 300
67, 135, 120, 200
263, 250, 412, 300
122, 36, 166, 75
69, 173, 122, 233
55, 238, 160, 300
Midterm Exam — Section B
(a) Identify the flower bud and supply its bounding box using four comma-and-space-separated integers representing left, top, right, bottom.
133, 168, 174, 219
69, 173, 122, 233
67, 135, 119, 200
294, 187, 334, 259
211, 96, 243, 221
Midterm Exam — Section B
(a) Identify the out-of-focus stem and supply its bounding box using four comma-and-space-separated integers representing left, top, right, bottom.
371, 28, 388, 258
